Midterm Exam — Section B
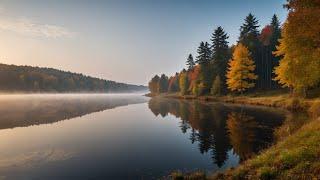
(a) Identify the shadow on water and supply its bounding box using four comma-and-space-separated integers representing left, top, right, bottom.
148, 97, 286, 168
0, 94, 148, 130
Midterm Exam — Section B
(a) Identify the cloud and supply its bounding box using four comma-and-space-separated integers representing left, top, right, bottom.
0, 16, 75, 38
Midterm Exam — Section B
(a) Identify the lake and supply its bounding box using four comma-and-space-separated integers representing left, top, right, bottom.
0, 94, 286, 179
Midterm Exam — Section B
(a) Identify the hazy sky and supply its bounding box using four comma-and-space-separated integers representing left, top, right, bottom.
0, 0, 287, 85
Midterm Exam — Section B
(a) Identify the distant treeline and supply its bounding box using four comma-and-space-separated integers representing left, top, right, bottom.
149, 0, 320, 97
0, 63, 146, 93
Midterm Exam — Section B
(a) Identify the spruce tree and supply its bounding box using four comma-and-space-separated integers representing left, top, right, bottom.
270, 14, 282, 88
239, 13, 262, 89
196, 41, 211, 65
270, 14, 281, 48
211, 26, 230, 93
186, 54, 195, 70
196, 41, 212, 94
239, 13, 260, 48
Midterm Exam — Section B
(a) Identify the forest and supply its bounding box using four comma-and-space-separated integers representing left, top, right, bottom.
148, 0, 320, 98
0, 63, 147, 93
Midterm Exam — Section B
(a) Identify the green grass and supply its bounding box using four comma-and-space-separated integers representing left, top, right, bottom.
216, 118, 320, 179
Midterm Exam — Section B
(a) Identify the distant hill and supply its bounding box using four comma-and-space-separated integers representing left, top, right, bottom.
0, 63, 147, 93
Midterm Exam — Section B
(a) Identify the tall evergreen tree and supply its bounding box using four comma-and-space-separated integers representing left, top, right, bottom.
196, 41, 211, 65
239, 13, 260, 49
196, 41, 212, 94
186, 54, 195, 70
270, 14, 282, 88
211, 26, 230, 93
239, 13, 262, 89
270, 14, 281, 49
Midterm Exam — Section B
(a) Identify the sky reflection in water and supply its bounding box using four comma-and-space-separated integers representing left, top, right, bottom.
0, 95, 285, 179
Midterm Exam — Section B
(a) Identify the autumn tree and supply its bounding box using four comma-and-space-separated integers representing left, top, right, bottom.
168, 73, 180, 92
239, 13, 263, 88
148, 75, 160, 94
226, 43, 258, 93
274, 0, 320, 96
186, 54, 195, 70
211, 26, 230, 93
179, 71, 189, 95
211, 75, 221, 96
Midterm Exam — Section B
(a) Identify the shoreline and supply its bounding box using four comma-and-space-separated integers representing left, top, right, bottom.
147, 93, 320, 179
145, 93, 315, 112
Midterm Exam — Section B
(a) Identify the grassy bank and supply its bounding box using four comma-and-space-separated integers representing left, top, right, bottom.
152, 93, 320, 179
148, 91, 320, 112
212, 117, 320, 180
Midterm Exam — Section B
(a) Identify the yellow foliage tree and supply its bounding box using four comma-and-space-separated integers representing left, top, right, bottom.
226, 43, 258, 93
179, 72, 189, 95
274, 0, 320, 96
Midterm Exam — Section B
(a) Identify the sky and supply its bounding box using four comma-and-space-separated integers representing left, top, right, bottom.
0, 0, 287, 85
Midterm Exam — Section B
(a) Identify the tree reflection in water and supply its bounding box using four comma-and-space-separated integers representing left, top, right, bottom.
0, 94, 148, 130
148, 97, 284, 168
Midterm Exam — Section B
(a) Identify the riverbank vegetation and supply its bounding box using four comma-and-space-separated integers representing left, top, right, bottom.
147, 0, 320, 179
148, 0, 319, 99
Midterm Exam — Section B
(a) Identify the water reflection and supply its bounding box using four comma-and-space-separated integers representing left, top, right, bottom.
0, 94, 148, 130
148, 97, 284, 167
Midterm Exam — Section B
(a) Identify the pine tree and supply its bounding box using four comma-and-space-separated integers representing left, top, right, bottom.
196, 41, 211, 65
239, 13, 262, 88
226, 43, 258, 93
239, 13, 260, 49
211, 26, 230, 93
270, 14, 281, 49
195, 41, 212, 94
269, 14, 282, 88
186, 54, 195, 70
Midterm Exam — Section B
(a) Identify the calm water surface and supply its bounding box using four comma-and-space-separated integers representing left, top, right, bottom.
0, 94, 286, 179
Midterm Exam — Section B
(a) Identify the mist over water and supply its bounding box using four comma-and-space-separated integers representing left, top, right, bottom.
0, 94, 286, 179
